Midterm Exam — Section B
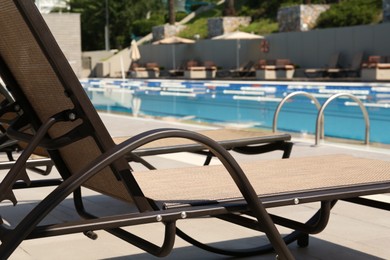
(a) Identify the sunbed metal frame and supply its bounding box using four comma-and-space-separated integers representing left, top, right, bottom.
0, 1, 390, 259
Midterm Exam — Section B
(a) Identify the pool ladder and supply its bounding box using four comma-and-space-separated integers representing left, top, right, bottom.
273, 91, 370, 146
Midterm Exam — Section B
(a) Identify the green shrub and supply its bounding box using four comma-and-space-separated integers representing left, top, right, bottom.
241, 19, 278, 35
175, 12, 188, 21
115, 35, 126, 50
316, 0, 382, 28
132, 19, 162, 36
178, 18, 208, 39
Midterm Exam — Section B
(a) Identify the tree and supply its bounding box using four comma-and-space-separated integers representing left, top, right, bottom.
168, 0, 175, 25
316, 0, 382, 28
69, 0, 164, 51
223, 0, 235, 16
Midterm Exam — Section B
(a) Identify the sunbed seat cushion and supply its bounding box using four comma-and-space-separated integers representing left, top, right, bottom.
377, 63, 390, 69
133, 155, 390, 208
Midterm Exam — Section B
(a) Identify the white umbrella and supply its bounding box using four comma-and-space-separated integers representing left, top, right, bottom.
153, 36, 195, 69
129, 39, 141, 62
153, 36, 195, 45
122, 40, 141, 80
212, 31, 264, 69
212, 31, 264, 40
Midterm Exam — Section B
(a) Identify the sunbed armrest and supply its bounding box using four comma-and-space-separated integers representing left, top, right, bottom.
0, 101, 20, 121
6, 111, 91, 150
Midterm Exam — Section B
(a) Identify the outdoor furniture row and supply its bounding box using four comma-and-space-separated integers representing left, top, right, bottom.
255, 59, 295, 80
168, 60, 218, 79
127, 53, 390, 81
302, 52, 390, 80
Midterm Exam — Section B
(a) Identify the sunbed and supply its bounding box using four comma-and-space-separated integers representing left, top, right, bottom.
361, 55, 390, 81
304, 53, 340, 78
230, 60, 255, 77
130, 62, 160, 78
0, 82, 56, 174
327, 52, 364, 78
0, 1, 390, 259
255, 59, 295, 79
184, 60, 217, 79
0, 83, 20, 159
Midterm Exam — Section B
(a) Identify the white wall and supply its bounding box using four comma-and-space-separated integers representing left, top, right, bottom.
43, 13, 82, 78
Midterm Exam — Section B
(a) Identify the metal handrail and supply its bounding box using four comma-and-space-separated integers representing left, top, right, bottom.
315, 93, 370, 146
273, 91, 324, 138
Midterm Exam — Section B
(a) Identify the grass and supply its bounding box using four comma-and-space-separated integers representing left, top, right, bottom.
176, 1, 383, 39
240, 19, 279, 35
178, 4, 278, 39
178, 18, 210, 39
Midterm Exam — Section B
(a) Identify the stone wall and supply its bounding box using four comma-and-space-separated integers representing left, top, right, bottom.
384, 0, 390, 22
278, 4, 330, 32
43, 13, 82, 78
277, 5, 301, 32
152, 24, 187, 41
207, 17, 251, 38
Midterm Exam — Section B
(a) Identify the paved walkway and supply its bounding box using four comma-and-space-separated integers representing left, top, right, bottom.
3, 113, 390, 259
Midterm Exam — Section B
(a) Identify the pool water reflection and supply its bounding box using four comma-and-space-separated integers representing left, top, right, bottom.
81, 78, 390, 145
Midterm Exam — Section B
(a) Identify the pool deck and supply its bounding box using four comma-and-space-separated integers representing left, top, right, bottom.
4, 112, 390, 259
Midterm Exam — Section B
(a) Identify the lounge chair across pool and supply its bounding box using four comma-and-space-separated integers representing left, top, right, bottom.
1, 1, 390, 259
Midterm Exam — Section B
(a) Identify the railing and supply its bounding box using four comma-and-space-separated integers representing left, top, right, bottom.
273, 91, 324, 139
273, 91, 370, 146
315, 93, 370, 145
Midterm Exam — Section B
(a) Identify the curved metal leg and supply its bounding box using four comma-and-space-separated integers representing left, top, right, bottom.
177, 227, 302, 257
176, 201, 336, 257
72, 187, 176, 257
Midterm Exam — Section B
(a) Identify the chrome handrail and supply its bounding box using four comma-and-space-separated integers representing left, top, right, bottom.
315, 93, 370, 146
273, 91, 324, 138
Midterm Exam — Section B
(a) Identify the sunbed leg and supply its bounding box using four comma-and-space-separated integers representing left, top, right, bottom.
203, 153, 213, 166
297, 233, 309, 247
72, 187, 175, 257
6, 151, 14, 161
232, 141, 294, 159
282, 142, 293, 159
177, 226, 302, 257
105, 222, 176, 257
27, 164, 53, 176
255, 212, 295, 260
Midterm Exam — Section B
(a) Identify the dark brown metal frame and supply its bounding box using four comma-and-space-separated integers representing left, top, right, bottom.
0, 113, 294, 259
0, 1, 389, 260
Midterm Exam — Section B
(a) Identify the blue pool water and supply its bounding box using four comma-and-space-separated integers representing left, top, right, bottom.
81, 78, 390, 145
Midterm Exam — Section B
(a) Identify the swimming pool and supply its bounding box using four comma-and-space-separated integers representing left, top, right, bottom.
81, 78, 390, 145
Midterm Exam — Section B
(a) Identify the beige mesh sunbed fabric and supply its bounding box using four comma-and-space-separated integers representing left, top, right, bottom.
133, 154, 390, 206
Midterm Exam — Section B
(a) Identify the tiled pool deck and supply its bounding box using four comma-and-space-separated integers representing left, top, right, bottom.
3, 113, 390, 259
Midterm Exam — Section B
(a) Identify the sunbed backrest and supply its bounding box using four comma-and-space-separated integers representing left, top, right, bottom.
328, 53, 340, 68
350, 52, 364, 70
0, 0, 133, 202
